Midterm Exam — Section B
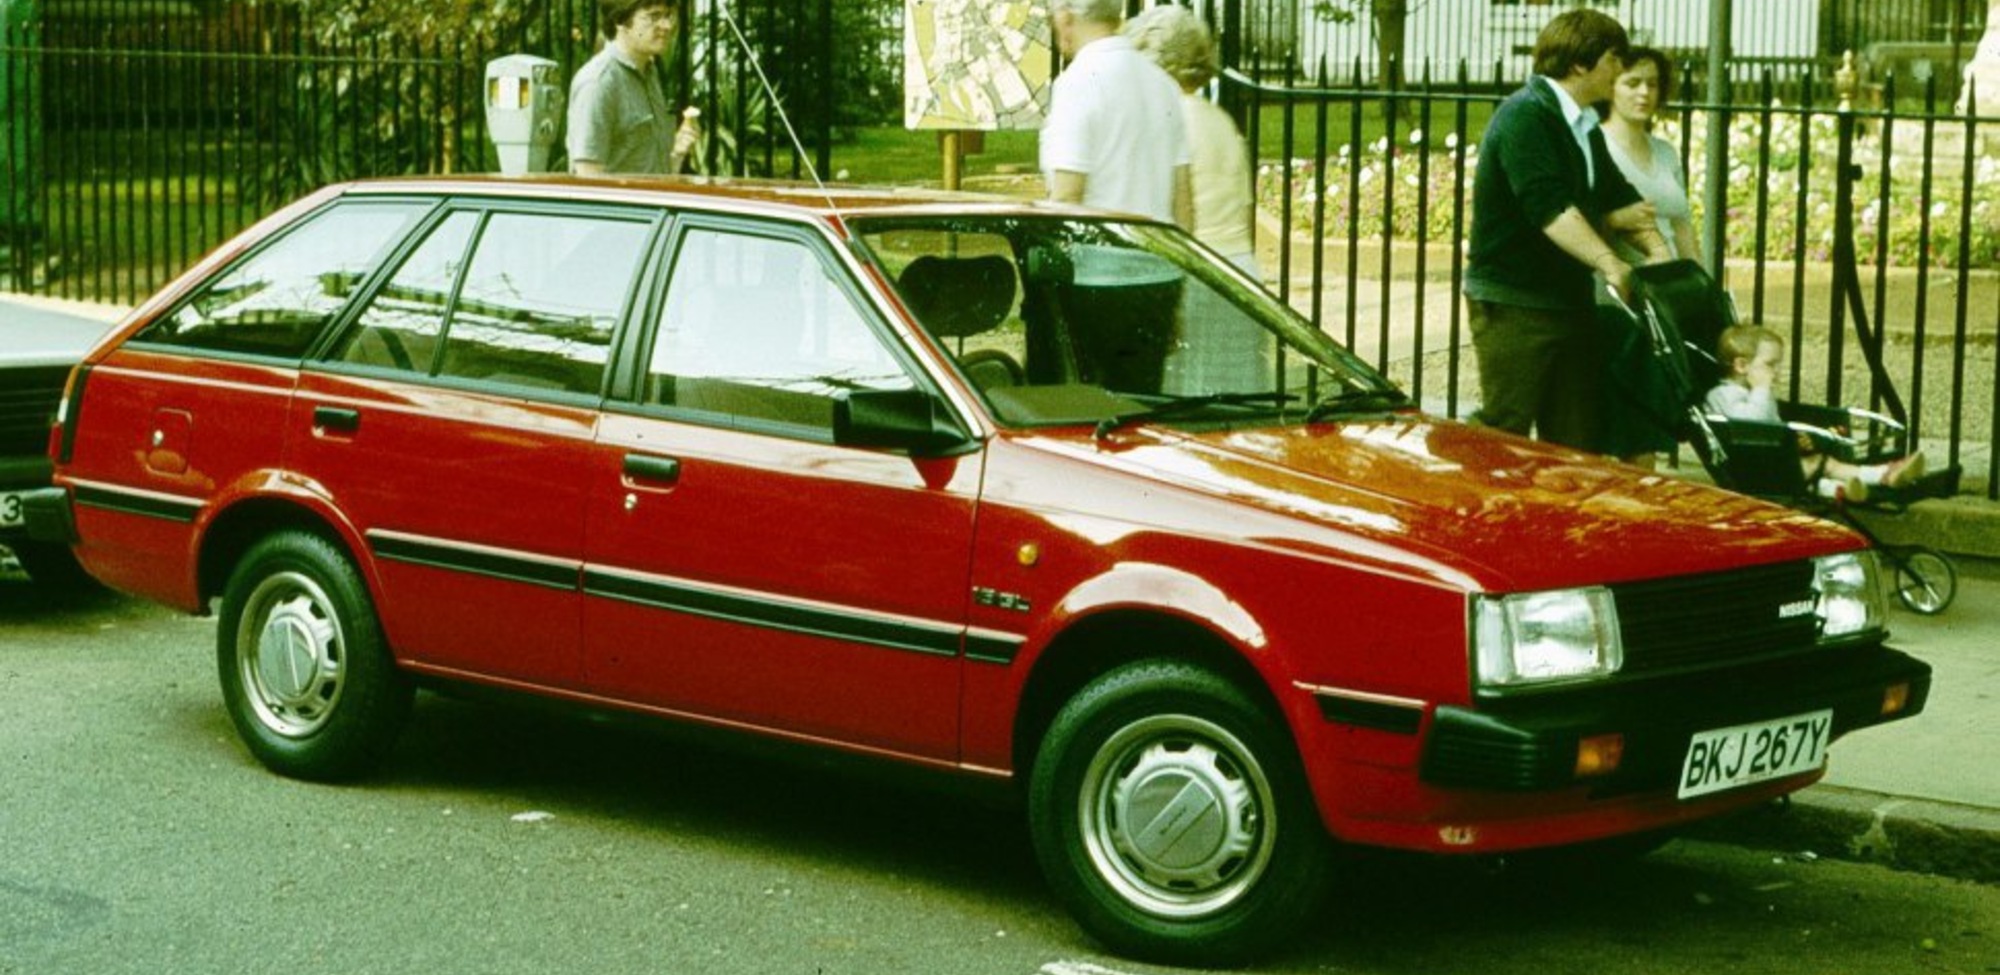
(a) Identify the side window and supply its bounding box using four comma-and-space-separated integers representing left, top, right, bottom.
647, 228, 911, 432
330, 211, 479, 375
330, 210, 652, 395
140, 201, 429, 358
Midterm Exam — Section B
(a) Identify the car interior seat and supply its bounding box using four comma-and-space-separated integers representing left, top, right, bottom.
895, 254, 1021, 392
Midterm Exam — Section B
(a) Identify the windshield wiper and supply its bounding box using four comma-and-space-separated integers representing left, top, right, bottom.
1093, 391, 1298, 440
1302, 387, 1411, 424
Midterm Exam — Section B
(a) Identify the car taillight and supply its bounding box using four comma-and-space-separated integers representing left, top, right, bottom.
52, 363, 91, 465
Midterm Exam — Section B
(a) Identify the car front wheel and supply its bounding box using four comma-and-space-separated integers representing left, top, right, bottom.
217, 531, 412, 781
1028, 660, 1331, 965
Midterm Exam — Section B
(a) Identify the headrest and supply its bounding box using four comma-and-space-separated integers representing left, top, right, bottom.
896, 255, 1017, 339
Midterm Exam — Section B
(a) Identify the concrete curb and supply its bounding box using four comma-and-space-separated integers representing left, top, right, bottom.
1689, 785, 2000, 886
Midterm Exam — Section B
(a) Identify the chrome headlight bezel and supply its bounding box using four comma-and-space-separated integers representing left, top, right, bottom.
1814, 550, 1886, 640
1472, 587, 1624, 689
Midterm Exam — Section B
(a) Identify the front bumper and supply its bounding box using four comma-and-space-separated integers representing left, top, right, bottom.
1422, 642, 1930, 795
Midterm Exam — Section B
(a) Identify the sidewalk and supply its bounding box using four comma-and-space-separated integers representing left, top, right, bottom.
1686, 554, 2000, 885
10, 290, 1998, 885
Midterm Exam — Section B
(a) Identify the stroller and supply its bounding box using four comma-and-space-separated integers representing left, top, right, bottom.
1610, 258, 1962, 614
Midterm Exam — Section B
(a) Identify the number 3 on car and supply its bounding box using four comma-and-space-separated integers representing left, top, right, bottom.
1679, 710, 1833, 799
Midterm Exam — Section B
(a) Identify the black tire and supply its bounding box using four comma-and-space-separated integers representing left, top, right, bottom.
1028, 660, 1332, 966
217, 531, 412, 781
9, 541, 100, 591
1890, 547, 1955, 615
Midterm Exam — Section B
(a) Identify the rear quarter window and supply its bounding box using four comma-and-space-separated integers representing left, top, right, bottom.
134, 201, 431, 359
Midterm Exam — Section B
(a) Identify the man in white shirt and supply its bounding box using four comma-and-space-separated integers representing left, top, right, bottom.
1040, 0, 1192, 227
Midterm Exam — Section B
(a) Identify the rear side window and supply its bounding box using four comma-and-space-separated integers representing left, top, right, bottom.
331, 209, 653, 396
138, 201, 429, 358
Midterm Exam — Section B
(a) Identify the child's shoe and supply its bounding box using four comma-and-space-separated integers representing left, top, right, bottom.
1877, 453, 1925, 488
1815, 475, 1868, 503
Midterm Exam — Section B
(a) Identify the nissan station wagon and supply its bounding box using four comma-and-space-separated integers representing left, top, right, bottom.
24, 176, 1930, 965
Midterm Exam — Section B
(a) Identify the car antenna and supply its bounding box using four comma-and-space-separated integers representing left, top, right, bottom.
713, 1, 839, 215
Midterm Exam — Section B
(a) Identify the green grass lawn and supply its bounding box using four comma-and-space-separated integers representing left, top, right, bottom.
824, 97, 1501, 189
828, 126, 1041, 186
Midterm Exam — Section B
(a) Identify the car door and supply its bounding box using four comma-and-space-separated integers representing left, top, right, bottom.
580, 219, 980, 762
293, 203, 661, 689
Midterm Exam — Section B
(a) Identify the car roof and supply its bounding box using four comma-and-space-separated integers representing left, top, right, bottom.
333, 173, 1109, 227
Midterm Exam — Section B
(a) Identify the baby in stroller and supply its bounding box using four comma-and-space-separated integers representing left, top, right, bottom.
1704, 323, 1924, 503
1614, 259, 1958, 614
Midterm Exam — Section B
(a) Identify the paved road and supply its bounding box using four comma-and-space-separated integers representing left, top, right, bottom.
2, 565, 1996, 975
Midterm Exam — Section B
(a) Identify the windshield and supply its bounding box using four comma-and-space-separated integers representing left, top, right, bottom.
851, 215, 1403, 430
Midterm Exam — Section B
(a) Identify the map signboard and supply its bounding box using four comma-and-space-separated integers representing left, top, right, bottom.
903, 0, 1054, 130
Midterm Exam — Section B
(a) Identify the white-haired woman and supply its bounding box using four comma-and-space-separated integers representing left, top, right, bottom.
1127, 5, 1268, 393
1124, 4, 1257, 276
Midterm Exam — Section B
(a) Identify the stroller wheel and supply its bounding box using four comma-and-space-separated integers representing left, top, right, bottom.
1888, 547, 1956, 615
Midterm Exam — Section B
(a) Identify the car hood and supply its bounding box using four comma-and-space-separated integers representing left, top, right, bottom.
1, 302, 123, 367
1032, 414, 1857, 593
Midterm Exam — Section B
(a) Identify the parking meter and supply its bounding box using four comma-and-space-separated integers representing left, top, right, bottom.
485, 54, 563, 175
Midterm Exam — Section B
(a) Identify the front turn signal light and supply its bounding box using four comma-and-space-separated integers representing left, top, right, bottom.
1882, 682, 1911, 717
1575, 733, 1626, 778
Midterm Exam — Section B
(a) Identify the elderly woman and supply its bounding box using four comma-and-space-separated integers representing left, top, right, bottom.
1124, 5, 1257, 275
1124, 5, 1267, 394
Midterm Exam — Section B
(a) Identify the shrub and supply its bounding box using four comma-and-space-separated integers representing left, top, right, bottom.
1257, 104, 2000, 270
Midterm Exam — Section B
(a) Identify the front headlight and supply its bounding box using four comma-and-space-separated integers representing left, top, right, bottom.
1814, 550, 1885, 639
1473, 587, 1623, 688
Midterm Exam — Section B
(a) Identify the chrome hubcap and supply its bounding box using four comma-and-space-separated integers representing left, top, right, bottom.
1080, 714, 1275, 919
239, 571, 344, 737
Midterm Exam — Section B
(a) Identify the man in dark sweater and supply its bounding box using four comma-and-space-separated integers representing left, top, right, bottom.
1464, 9, 1669, 450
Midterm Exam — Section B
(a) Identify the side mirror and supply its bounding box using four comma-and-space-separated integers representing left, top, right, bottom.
834, 388, 971, 455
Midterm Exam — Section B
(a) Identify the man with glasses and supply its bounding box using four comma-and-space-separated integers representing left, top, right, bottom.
567, 0, 700, 175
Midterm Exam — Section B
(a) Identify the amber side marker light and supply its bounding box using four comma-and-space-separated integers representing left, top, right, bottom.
1575, 733, 1626, 778
1882, 682, 1912, 717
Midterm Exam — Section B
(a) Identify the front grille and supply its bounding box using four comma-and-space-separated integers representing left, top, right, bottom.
0, 365, 72, 456
1612, 560, 1821, 675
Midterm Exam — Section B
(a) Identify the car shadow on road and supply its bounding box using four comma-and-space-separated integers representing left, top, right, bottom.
0, 573, 141, 620
374, 689, 1047, 898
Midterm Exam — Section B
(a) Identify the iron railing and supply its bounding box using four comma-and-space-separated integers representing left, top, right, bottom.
1233, 60, 2000, 496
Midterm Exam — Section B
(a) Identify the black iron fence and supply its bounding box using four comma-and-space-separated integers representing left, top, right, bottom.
0, 0, 846, 302
1236, 63, 2000, 496
3, 0, 1998, 496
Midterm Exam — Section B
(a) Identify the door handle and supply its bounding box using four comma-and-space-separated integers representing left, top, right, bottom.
312, 406, 361, 433
622, 453, 681, 484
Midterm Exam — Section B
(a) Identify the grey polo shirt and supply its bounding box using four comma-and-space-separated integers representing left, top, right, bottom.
566, 44, 674, 174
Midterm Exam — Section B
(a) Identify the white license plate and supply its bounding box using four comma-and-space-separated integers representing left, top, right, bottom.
1678, 709, 1833, 799
0, 491, 24, 528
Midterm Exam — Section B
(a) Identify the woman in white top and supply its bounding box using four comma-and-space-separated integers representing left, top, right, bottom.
1601, 47, 1699, 264
1125, 5, 1268, 394
1592, 46, 1697, 467
1124, 5, 1256, 274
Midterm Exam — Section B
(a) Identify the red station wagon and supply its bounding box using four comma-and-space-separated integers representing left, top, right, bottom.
26, 176, 1930, 964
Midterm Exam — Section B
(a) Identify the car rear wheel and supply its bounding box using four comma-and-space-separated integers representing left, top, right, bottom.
217, 531, 412, 781
1028, 660, 1331, 966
